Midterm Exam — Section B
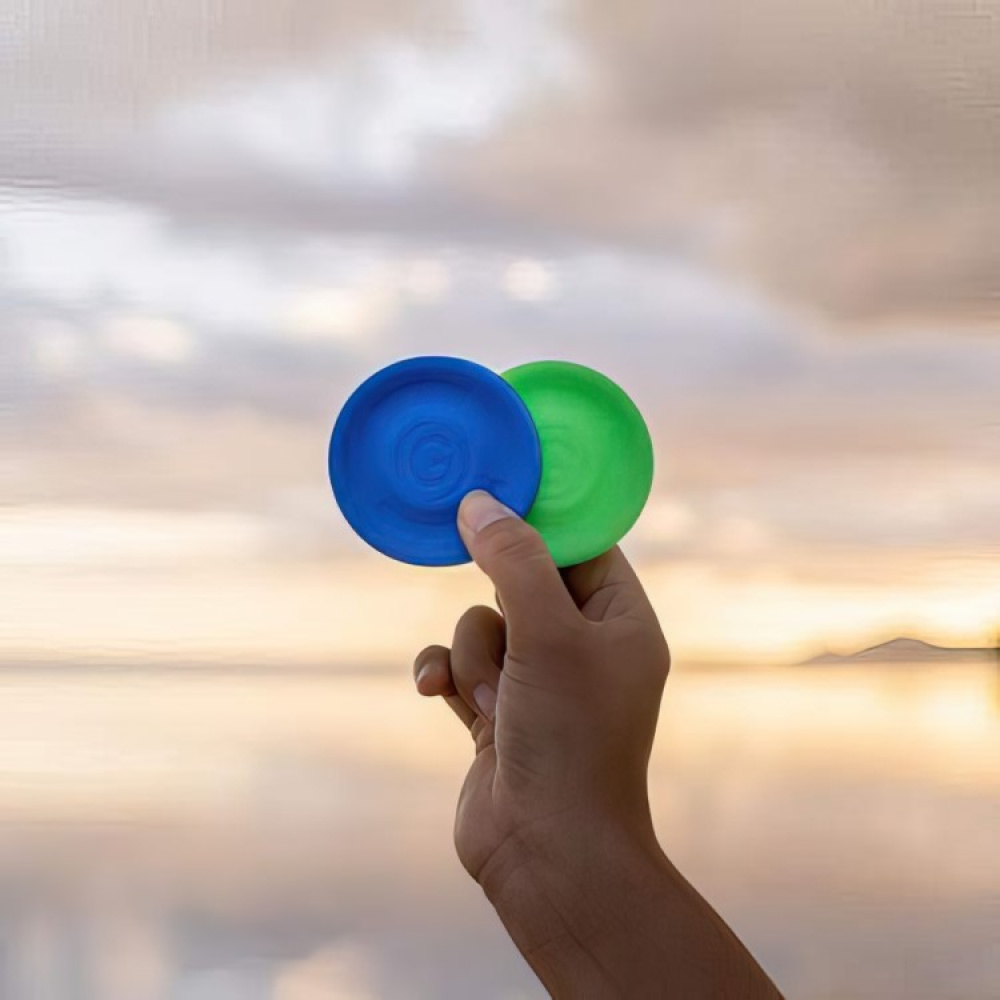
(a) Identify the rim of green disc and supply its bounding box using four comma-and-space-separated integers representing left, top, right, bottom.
502, 360, 654, 567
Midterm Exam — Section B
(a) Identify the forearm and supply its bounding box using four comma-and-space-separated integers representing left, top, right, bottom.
478, 823, 782, 999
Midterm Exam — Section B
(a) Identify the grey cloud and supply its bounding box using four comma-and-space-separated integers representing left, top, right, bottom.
2, 0, 578, 251
7, 1, 996, 327
5, 233, 997, 581
4, 0, 456, 125
450, 0, 1000, 325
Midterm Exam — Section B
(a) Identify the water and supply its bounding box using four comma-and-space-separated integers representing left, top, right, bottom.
0, 660, 996, 999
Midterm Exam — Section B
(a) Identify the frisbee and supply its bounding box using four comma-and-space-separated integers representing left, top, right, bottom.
503, 361, 653, 567
329, 357, 542, 566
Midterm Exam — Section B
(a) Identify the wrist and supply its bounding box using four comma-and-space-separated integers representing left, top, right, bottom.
478, 818, 780, 998
477, 817, 668, 993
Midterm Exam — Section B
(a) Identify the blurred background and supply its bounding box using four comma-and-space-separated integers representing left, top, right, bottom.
2, 1, 999, 997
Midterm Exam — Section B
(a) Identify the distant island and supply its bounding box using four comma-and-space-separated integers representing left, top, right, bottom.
799, 637, 995, 666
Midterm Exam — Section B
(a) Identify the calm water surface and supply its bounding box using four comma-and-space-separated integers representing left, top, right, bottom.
0, 661, 996, 999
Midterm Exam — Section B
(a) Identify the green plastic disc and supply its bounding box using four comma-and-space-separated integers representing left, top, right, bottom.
503, 361, 654, 567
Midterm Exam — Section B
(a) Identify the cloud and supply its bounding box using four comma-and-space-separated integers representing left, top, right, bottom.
0, 0, 577, 251
102, 314, 196, 365
3, 0, 457, 127
4, 218, 997, 541
282, 281, 399, 346
502, 257, 558, 302
450, 0, 1000, 325
7, 0, 994, 327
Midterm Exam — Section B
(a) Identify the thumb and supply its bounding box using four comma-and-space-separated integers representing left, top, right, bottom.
458, 491, 578, 635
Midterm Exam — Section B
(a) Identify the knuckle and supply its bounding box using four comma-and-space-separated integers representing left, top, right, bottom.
640, 625, 671, 678
455, 604, 496, 635
636, 629, 673, 682
452, 607, 502, 662
470, 716, 491, 746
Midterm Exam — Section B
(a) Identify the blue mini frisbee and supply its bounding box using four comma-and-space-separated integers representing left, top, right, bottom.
329, 357, 542, 566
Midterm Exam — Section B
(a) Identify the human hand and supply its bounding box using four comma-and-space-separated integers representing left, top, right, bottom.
414, 490, 781, 998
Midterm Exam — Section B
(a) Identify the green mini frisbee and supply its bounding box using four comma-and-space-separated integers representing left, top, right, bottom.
503, 361, 654, 567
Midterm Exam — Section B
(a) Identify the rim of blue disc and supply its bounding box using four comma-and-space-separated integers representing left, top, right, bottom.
329, 356, 542, 566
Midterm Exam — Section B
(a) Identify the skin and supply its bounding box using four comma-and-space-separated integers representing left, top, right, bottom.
414, 490, 784, 999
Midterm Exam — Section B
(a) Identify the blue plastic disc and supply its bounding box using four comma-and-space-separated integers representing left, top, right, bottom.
329, 357, 542, 566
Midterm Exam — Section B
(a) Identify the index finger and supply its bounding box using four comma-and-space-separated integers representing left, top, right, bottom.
561, 546, 654, 623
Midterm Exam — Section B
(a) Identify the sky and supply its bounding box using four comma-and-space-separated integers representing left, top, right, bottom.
2, 0, 999, 665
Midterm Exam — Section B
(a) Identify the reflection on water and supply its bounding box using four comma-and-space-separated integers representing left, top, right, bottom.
0, 661, 996, 999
